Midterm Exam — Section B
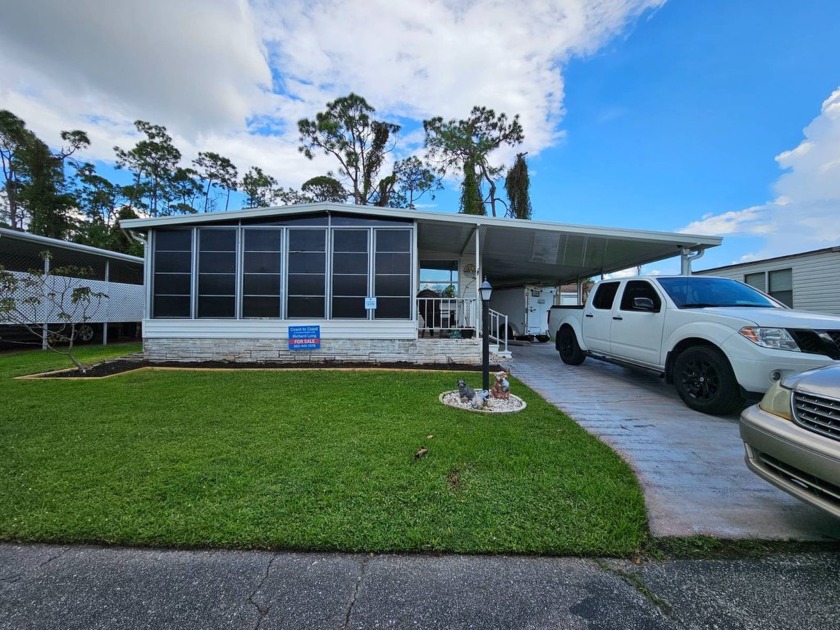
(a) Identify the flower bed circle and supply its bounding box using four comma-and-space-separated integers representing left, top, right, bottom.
439, 390, 526, 413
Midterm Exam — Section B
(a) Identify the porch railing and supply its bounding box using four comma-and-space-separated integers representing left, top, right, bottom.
488, 308, 509, 354
416, 297, 509, 353
417, 297, 476, 337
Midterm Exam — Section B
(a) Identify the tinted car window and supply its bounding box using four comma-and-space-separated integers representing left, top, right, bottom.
658, 277, 780, 308
592, 282, 620, 310
620, 281, 661, 312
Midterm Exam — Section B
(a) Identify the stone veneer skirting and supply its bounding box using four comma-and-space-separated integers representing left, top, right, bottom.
143, 337, 483, 365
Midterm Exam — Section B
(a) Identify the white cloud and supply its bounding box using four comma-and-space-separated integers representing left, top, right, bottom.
0, 0, 664, 190
680, 205, 774, 237
679, 87, 840, 259
0, 0, 270, 135
256, 0, 663, 155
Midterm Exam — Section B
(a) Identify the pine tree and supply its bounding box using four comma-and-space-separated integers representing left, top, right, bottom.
460, 158, 485, 215
505, 153, 532, 219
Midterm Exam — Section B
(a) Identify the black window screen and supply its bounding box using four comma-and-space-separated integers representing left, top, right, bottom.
198, 228, 236, 318
153, 229, 192, 318
287, 229, 326, 318
332, 229, 369, 319
243, 229, 282, 318
374, 229, 411, 319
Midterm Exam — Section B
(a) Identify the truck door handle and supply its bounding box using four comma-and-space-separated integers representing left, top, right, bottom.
585, 314, 593, 318
612, 316, 623, 321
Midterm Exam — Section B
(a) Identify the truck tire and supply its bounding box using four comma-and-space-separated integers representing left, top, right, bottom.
673, 346, 744, 415
557, 326, 586, 365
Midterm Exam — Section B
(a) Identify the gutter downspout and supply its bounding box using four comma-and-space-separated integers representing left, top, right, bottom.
680, 247, 705, 275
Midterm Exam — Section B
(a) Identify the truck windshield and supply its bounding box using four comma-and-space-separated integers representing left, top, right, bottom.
656, 277, 781, 309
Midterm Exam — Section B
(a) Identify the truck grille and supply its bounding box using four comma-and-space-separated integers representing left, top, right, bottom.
792, 392, 840, 442
787, 329, 840, 359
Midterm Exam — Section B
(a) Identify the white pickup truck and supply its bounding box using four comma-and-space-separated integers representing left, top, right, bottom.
548, 276, 840, 415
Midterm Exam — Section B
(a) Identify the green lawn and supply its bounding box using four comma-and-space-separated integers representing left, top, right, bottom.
0, 345, 649, 555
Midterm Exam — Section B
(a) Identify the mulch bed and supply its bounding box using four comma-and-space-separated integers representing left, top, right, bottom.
41, 359, 504, 379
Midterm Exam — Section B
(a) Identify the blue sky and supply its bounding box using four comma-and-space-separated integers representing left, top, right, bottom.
1, 1, 839, 274
529, 0, 840, 272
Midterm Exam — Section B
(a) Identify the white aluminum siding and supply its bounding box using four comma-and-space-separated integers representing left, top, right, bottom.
142, 319, 417, 339
697, 250, 840, 315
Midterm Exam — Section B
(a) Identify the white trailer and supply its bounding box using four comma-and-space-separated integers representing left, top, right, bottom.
488, 285, 557, 337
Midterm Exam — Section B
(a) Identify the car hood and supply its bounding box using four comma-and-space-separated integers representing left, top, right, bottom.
781, 364, 840, 399
699, 307, 840, 329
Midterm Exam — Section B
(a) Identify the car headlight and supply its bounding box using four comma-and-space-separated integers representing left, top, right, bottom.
758, 379, 793, 420
738, 326, 800, 351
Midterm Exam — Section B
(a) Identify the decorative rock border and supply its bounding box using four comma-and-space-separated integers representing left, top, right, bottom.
439, 390, 527, 413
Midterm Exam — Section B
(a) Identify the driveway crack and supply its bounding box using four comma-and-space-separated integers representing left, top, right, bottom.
343, 554, 371, 629
1, 546, 69, 585
248, 553, 278, 630
595, 559, 676, 622
38, 546, 69, 569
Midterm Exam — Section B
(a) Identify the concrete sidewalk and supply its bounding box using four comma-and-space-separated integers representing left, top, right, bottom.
2, 544, 839, 629
507, 343, 840, 540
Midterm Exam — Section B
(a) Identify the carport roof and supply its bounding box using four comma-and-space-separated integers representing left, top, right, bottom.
0, 227, 143, 266
121, 203, 721, 285
0, 227, 143, 283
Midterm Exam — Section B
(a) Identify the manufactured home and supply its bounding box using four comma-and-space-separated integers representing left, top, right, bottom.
696, 246, 840, 315
0, 227, 144, 349
121, 203, 721, 364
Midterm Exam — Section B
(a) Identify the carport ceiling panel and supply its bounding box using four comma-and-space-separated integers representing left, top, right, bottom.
417, 223, 476, 255
482, 229, 542, 262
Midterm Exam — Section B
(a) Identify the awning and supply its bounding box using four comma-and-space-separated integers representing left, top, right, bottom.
121, 203, 721, 286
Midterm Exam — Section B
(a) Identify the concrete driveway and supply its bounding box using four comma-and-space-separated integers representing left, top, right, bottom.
508, 342, 840, 540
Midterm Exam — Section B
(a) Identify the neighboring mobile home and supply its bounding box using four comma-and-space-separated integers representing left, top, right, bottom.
121, 203, 721, 364
696, 246, 840, 315
0, 227, 144, 349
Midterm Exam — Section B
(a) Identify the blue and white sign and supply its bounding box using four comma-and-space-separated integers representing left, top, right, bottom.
288, 325, 321, 350
365, 297, 378, 310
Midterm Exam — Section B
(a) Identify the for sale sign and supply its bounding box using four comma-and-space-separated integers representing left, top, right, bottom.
288, 325, 321, 350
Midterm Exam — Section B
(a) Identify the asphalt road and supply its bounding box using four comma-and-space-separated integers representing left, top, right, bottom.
2, 544, 839, 630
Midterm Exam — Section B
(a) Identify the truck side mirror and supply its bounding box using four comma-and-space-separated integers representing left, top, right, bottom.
633, 296, 656, 311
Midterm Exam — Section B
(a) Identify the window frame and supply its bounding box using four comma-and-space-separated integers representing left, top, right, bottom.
150, 216, 415, 321
196, 226, 238, 319
742, 268, 793, 307
151, 228, 194, 319
241, 226, 285, 319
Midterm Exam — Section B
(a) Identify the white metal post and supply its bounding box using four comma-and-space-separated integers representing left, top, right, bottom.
474, 226, 481, 330
103, 260, 110, 346
41, 254, 50, 350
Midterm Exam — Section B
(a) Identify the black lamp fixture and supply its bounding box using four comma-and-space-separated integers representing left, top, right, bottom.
480, 278, 492, 390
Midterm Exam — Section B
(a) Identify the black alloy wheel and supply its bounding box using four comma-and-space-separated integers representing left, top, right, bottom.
673, 346, 743, 415
557, 326, 586, 365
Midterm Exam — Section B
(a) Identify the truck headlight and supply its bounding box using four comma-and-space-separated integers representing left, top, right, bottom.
758, 379, 793, 420
738, 327, 800, 351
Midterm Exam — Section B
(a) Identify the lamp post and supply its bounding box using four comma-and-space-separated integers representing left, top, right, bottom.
479, 278, 493, 391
